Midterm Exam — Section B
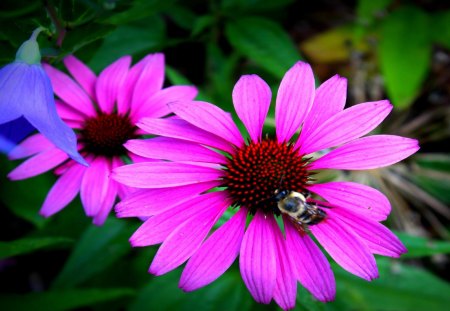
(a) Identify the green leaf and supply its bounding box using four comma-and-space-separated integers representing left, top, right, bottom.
412, 174, 450, 204
0, 237, 73, 260
88, 16, 166, 72
221, 0, 295, 12
335, 259, 450, 311
62, 23, 116, 56
129, 267, 254, 311
0, 157, 53, 228
225, 17, 301, 78
379, 6, 431, 108
51, 218, 135, 289
356, 0, 393, 25
431, 10, 450, 49
0, 288, 134, 311
396, 232, 450, 258
415, 153, 450, 173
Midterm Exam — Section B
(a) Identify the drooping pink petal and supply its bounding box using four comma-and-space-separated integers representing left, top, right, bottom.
115, 181, 220, 218
276, 61, 315, 143
310, 135, 420, 170
9, 134, 53, 160
42, 63, 96, 117
284, 218, 335, 302
300, 100, 392, 154
95, 55, 131, 114
169, 101, 244, 148
125, 137, 227, 164
131, 86, 198, 122
180, 207, 247, 291
232, 75, 271, 142
40, 164, 85, 217
137, 118, 234, 153
112, 162, 222, 188
8, 147, 69, 180
307, 182, 391, 221
80, 157, 111, 217
310, 217, 378, 281
130, 53, 165, 112
93, 178, 118, 226
330, 208, 407, 257
272, 219, 297, 310
240, 210, 277, 304
149, 193, 230, 275
296, 75, 347, 148
63, 55, 97, 99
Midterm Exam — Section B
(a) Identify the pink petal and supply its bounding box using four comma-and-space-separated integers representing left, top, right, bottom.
180, 207, 247, 291
330, 208, 407, 257
232, 75, 271, 142
300, 100, 392, 154
284, 218, 335, 302
92, 178, 118, 226
131, 85, 198, 122
149, 193, 230, 275
9, 134, 53, 160
80, 157, 111, 217
95, 55, 131, 114
112, 162, 222, 188
307, 182, 391, 221
111, 157, 133, 200
310, 135, 420, 170
42, 63, 96, 117
240, 211, 277, 304
8, 147, 69, 180
129, 192, 225, 247
272, 219, 297, 310
40, 164, 85, 217
297, 75, 347, 148
115, 181, 220, 218
63, 55, 97, 99
310, 217, 378, 281
276, 62, 315, 143
130, 53, 165, 112
55, 100, 86, 124
169, 101, 244, 147
125, 137, 226, 163
137, 118, 234, 153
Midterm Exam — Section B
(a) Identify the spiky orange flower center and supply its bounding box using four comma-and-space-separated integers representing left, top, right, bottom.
222, 139, 311, 214
80, 113, 137, 157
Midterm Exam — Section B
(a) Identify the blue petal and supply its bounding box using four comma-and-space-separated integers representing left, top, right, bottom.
21, 65, 87, 165
0, 63, 28, 123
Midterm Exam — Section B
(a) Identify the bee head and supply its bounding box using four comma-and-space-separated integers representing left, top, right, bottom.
273, 189, 289, 202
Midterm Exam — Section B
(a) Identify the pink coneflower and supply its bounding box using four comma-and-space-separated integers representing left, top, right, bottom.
8, 53, 197, 225
113, 61, 419, 309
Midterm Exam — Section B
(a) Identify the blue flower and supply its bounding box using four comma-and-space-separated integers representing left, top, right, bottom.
0, 28, 86, 165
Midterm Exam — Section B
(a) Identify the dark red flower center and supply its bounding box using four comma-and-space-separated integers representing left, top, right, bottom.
222, 139, 311, 214
80, 113, 138, 157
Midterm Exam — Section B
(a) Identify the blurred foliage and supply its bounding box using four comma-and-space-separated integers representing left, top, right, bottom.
1, 0, 449, 310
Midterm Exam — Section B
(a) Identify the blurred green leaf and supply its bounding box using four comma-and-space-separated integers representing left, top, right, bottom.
164, 5, 197, 30
379, 6, 431, 108
0, 157, 53, 228
102, 0, 176, 25
0, 288, 134, 311
62, 23, 116, 56
334, 259, 450, 311
166, 66, 210, 102
431, 10, 450, 49
221, 0, 294, 12
356, 0, 392, 25
415, 153, 450, 173
51, 218, 135, 289
412, 174, 450, 204
0, 237, 73, 260
129, 267, 254, 311
396, 232, 450, 258
225, 17, 301, 78
88, 16, 166, 72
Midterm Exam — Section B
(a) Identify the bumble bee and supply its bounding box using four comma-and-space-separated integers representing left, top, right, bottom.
274, 190, 327, 225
